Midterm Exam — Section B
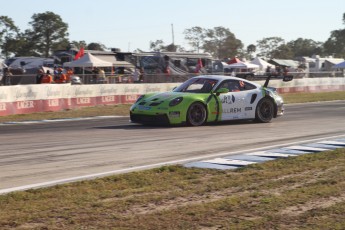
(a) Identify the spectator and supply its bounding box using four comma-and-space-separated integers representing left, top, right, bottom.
41, 70, 54, 84
139, 67, 144, 82
53, 66, 59, 79
276, 66, 282, 76
66, 68, 74, 83
91, 67, 99, 83
55, 68, 67, 83
132, 68, 139, 82
2, 68, 12, 85
283, 66, 289, 76
98, 68, 106, 83
36, 69, 44, 84
265, 66, 271, 76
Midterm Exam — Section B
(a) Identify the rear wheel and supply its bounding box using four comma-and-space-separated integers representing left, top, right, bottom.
255, 98, 274, 123
187, 102, 207, 126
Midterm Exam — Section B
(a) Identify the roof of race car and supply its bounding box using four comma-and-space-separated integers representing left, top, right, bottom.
193, 75, 247, 81
193, 75, 262, 87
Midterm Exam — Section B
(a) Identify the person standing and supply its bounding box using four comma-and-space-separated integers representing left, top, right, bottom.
36, 69, 44, 84
265, 66, 271, 77
53, 66, 59, 80
54, 68, 67, 83
41, 70, 54, 84
139, 67, 144, 82
3, 68, 12, 85
66, 68, 74, 83
132, 68, 139, 83
91, 67, 99, 83
283, 66, 289, 76
98, 68, 106, 83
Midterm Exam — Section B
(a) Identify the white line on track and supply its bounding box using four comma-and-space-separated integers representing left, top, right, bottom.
0, 116, 124, 125
1, 134, 345, 195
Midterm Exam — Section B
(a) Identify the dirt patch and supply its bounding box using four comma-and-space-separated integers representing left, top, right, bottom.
280, 193, 345, 216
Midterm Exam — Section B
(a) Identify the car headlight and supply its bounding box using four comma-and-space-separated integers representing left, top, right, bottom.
169, 97, 183, 106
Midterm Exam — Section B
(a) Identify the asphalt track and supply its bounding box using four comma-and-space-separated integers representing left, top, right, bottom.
0, 101, 344, 193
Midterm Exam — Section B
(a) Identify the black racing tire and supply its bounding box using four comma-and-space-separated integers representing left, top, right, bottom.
255, 98, 274, 123
186, 102, 207, 126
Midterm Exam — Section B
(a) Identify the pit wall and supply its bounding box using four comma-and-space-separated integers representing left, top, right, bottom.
0, 77, 344, 116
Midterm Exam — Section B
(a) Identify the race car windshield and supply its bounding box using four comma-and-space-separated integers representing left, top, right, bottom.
173, 78, 218, 93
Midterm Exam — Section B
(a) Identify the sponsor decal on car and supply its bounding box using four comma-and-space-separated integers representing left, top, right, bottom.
221, 95, 235, 104
169, 111, 180, 118
245, 107, 252, 111
223, 108, 242, 113
138, 105, 151, 111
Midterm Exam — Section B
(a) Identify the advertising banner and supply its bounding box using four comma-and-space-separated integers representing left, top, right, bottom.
0, 78, 343, 116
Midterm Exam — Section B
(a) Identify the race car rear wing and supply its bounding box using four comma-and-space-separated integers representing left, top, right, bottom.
263, 75, 293, 88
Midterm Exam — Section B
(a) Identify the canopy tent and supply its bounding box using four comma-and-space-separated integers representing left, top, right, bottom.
323, 59, 344, 71
0, 61, 7, 69
268, 59, 298, 68
63, 53, 113, 68
332, 60, 345, 69
250, 57, 274, 71
227, 57, 242, 64
223, 62, 259, 69
94, 55, 135, 68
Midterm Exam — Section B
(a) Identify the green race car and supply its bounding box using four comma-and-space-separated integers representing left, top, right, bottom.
130, 75, 292, 126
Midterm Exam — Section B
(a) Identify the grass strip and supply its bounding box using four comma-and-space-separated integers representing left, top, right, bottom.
0, 148, 344, 229
0, 91, 344, 123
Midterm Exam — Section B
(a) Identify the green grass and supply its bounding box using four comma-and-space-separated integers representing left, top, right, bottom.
0, 90, 344, 229
0, 104, 130, 123
1, 149, 345, 229
282, 91, 345, 104
0, 91, 344, 123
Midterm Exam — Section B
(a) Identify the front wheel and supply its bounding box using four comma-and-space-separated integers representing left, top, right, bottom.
255, 98, 274, 123
186, 102, 207, 126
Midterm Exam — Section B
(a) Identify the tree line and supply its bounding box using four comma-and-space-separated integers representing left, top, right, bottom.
0, 11, 344, 61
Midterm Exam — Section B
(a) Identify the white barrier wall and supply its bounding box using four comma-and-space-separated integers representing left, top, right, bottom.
0, 77, 344, 116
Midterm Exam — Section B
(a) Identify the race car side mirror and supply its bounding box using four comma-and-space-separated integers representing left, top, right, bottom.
283, 75, 293, 82
215, 88, 229, 96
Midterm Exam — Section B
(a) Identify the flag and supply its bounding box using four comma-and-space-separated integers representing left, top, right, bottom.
195, 58, 203, 73
74, 47, 84, 60
198, 58, 203, 68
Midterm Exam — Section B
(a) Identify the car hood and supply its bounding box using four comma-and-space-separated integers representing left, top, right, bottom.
143, 92, 190, 102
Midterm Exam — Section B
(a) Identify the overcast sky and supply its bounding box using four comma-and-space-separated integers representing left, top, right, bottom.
1, 0, 344, 52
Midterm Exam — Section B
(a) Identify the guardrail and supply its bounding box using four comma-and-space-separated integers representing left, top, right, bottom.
1, 71, 344, 85
0, 76, 344, 117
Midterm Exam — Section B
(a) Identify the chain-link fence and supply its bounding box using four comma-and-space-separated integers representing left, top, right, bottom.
1, 71, 344, 86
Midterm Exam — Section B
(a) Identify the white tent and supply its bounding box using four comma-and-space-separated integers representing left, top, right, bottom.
0, 60, 7, 68
63, 53, 113, 68
250, 57, 274, 71
332, 60, 345, 69
223, 62, 259, 69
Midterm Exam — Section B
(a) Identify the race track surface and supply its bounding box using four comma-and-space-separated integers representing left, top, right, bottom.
0, 101, 344, 192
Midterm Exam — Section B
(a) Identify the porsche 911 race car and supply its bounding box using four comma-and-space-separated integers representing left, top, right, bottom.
130, 75, 292, 126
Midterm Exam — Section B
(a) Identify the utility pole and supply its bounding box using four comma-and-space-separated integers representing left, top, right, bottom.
171, 24, 175, 45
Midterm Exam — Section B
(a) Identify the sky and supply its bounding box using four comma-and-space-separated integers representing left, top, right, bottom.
0, 0, 344, 53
